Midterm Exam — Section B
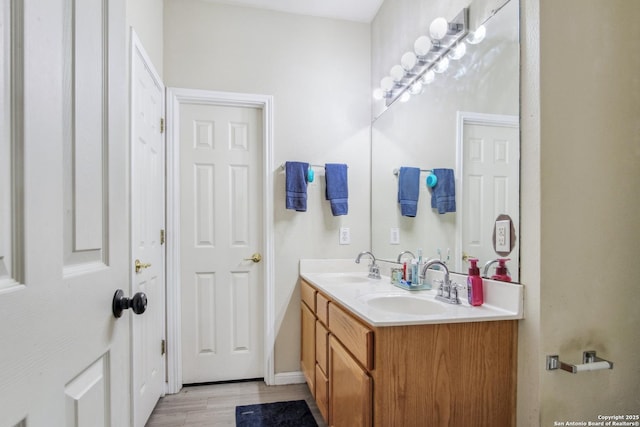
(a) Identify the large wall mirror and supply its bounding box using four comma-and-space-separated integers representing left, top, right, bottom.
371, 0, 520, 281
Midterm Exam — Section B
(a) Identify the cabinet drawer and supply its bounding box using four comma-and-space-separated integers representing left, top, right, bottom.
300, 280, 316, 312
316, 321, 329, 375
316, 292, 330, 325
315, 364, 329, 423
329, 303, 374, 370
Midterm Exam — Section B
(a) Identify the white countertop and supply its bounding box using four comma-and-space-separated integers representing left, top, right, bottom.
300, 259, 524, 327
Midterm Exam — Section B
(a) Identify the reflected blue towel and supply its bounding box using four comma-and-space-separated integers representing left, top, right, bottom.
285, 161, 309, 212
325, 163, 348, 216
397, 167, 421, 217
431, 168, 456, 214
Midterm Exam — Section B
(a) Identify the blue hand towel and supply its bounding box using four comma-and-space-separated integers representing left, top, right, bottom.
431, 168, 456, 214
397, 167, 421, 217
285, 161, 309, 212
325, 163, 348, 216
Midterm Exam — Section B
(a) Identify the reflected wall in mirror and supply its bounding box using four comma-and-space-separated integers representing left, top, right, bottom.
371, 0, 520, 281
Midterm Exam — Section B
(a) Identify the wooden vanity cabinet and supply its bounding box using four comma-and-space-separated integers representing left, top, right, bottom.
300, 278, 518, 427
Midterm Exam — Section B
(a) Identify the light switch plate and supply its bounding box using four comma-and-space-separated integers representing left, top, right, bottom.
390, 227, 400, 245
495, 220, 510, 252
339, 227, 351, 245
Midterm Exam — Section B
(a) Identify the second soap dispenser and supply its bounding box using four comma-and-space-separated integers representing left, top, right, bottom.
491, 258, 512, 282
467, 258, 484, 306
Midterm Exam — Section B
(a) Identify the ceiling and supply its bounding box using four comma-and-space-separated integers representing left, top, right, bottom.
199, 0, 384, 23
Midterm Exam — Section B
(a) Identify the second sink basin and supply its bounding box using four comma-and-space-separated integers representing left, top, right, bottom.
359, 294, 447, 316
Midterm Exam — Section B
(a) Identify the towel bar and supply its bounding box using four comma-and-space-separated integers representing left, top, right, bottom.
546, 350, 613, 373
392, 168, 433, 176
279, 163, 347, 170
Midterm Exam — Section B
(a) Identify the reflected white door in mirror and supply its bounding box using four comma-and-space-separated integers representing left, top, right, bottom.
456, 112, 519, 281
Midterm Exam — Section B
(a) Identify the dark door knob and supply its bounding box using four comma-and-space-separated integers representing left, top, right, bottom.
112, 289, 147, 318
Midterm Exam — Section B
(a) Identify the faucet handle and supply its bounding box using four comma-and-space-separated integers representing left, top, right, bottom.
433, 279, 444, 296
370, 264, 381, 279
451, 281, 467, 291
450, 286, 460, 304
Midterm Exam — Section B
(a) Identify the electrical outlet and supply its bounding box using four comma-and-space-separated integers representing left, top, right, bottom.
495, 220, 510, 252
390, 227, 400, 245
339, 227, 351, 245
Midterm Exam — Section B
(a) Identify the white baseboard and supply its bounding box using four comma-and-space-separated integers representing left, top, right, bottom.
273, 371, 306, 385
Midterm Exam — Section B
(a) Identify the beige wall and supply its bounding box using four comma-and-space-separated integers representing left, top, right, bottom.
537, 0, 640, 423
127, 0, 164, 77
163, 0, 371, 374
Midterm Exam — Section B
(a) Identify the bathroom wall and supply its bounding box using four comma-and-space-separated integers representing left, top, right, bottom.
127, 0, 164, 77
518, 0, 542, 423
163, 0, 371, 375
537, 0, 640, 423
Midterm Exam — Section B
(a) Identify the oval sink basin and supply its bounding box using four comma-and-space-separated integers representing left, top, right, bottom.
363, 295, 446, 315
318, 274, 370, 284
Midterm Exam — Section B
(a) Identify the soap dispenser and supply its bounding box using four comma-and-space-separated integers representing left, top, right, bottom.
467, 258, 484, 306
491, 258, 512, 282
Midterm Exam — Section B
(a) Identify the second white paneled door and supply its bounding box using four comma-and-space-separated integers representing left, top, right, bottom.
131, 32, 166, 426
179, 103, 264, 383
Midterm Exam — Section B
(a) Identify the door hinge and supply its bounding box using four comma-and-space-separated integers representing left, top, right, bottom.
160, 117, 165, 133
161, 339, 166, 355
160, 229, 165, 245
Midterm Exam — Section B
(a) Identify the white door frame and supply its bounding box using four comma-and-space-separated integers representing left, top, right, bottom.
455, 111, 519, 273
165, 87, 275, 393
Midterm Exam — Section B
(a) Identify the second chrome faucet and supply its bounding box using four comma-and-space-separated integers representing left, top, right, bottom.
421, 259, 461, 304
355, 251, 381, 279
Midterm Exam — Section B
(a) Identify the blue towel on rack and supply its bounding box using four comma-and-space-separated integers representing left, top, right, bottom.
285, 161, 309, 212
397, 167, 421, 217
431, 168, 456, 214
325, 163, 348, 216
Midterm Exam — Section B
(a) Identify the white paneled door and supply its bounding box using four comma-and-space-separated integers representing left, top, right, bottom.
179, 103, 264, 384
0, 0, 129, 426
460, 115, 520, 281
131, 33, 166, 427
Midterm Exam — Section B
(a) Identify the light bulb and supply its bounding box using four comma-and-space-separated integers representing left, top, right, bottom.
400, 92, 411, 103
401, 52, 417, 71
390, 65, 405, 82
380, 76, 395, 92
373, 88, 384, 100
421, 69, 435, 84
414, 35, 431, 57
429, 17, 449, 40
434, 57, 449, 73
448, 42, 466, 60
467, 25, 486, 44
409, 81, 423, 95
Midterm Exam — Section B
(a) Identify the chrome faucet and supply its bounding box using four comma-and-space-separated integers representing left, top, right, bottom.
396, 250, 415, 263
421, 259, 460, 304
355, 251, 381, 279
483, 259, 499, 278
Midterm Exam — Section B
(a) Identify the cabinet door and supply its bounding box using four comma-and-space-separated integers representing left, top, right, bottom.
301, 302, 316, 395
329, 336, 372, 427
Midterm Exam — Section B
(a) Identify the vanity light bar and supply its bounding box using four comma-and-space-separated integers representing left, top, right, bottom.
376, 8, 470, 107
